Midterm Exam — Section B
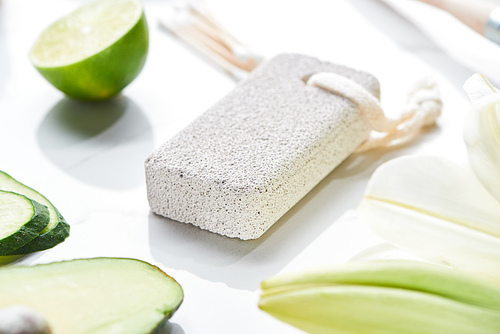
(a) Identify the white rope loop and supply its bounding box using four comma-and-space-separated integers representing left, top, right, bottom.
307, 73, 442, 152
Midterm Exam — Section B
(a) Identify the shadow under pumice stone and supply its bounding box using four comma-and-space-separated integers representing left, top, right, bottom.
147, 143, 400, 291
37, 95, 154, 190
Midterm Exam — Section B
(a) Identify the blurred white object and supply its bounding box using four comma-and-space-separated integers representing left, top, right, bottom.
417, 0, 500, 44
417, 0, 497, 37
384, 0, 500, 82
0, 305, 51, 334
485, 7, 500, 44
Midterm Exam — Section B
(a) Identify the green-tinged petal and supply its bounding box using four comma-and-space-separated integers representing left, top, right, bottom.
260, 285, 500, 334
259, 261, 500, 334
358, 155, 500, 282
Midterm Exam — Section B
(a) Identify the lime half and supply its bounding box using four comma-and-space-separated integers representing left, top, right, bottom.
30, 0, 149, 101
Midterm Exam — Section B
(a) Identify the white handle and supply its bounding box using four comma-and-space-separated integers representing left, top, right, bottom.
417, 0, 497, 35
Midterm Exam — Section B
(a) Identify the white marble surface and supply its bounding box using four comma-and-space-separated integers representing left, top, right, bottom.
0, 0, 492, 333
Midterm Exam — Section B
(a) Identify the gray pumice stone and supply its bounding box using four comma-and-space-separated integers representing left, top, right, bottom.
145, 53, 380, 239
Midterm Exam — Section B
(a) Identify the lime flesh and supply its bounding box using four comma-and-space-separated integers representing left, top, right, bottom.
31, 0, 148, 101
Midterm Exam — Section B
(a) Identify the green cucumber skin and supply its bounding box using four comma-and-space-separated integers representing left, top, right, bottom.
0, 171, 70, 254
8, 213, 69, 255
0, 192, 50, 256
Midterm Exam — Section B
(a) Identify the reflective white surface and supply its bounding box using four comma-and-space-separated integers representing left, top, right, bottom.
0, 0, 487, 332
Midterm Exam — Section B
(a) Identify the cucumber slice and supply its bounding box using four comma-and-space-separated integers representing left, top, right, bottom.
0, 191, 50, 255
0, 258, 184, 333
0, 171, 69, 254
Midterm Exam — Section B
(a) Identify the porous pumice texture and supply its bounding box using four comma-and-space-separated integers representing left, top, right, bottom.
145, 53, 380, 240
